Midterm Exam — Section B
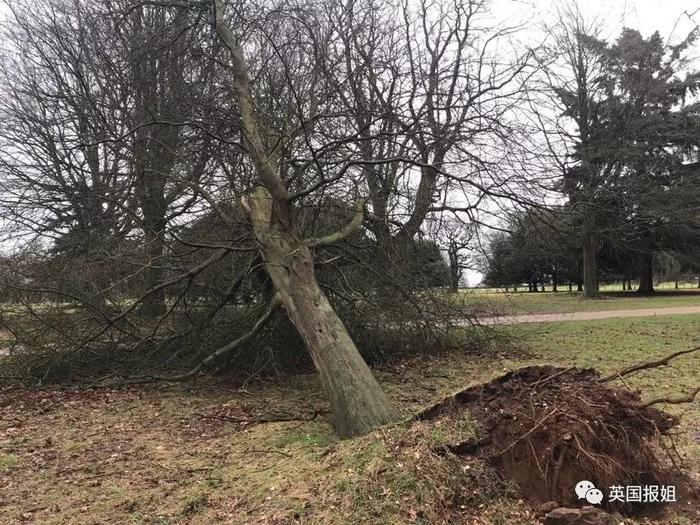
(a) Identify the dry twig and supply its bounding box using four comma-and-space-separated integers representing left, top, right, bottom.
599, 345, 700, 383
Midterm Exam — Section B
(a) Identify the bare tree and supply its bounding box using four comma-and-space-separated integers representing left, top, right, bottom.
0, 0, 541, 438
210, 0, 402, 437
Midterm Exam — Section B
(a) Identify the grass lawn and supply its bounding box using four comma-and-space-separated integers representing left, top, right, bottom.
456, 288, 700, 316
1, 314, 698, 524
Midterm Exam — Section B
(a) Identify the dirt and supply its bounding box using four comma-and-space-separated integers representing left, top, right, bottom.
417, 365, 689, 516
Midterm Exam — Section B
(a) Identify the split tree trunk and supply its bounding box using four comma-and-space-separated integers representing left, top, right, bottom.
243, 189, 401, 437
214, 0, 400, 437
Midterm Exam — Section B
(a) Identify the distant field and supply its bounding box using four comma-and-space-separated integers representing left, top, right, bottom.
455, 288, 700, 315
469, 280, 700, 294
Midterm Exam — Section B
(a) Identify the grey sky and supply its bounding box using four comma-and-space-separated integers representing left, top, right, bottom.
495, 0, 699, 41
0, 1, 697, 285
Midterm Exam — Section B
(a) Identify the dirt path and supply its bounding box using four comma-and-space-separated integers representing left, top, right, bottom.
477, 305, 700, 325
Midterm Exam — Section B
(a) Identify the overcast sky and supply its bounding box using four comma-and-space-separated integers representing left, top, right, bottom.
493, 0, 699, 43
0, 1, 697, 286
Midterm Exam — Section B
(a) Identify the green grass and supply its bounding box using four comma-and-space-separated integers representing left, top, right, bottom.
455, 288, 700, 315
1, 314, 698, 524
0, 453, 20, 472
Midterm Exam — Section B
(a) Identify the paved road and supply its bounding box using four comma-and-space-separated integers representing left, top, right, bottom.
477, 305, 700, 325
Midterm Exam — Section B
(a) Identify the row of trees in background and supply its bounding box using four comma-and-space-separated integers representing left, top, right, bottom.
483, 206, 700, 292
483, 11, 700, 295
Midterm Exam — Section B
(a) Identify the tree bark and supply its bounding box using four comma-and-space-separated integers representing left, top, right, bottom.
448, 245, 460, 293
582, 219, 598, 298
637, 252, 655, 295
141, 225, 167, 317
243, 189, 401, 437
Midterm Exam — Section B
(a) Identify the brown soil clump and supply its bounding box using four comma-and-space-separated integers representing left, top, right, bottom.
417, 365, 682, 515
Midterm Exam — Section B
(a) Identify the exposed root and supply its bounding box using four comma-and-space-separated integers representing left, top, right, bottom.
416, 365, 686, 515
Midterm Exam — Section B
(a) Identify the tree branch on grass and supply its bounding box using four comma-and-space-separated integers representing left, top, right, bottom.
194, 408, 328, 427
641, 387, 700, 409
124, 294, 282, 384
599, 346, 700, 383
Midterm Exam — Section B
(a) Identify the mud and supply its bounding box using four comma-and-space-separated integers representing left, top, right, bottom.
417, 365, 684, 515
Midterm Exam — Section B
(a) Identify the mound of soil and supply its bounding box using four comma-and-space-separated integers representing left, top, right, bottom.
417, 366, 681, 515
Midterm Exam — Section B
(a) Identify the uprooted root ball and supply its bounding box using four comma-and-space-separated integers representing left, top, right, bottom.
416, 365, 682, 515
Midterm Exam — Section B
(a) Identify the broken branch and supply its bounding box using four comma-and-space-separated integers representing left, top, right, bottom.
599, 345, 700, 383
641, 387, 700, 408
306, 198, 367, 248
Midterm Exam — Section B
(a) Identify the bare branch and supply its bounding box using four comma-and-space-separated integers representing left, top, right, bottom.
306, 198, 366, 248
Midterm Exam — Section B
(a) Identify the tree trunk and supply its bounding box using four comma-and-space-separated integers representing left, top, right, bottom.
568, 282, 573, 292
448, 246, 459, 293
577, 281, 583, 292
540, 282, 545, 292
582, 222, 598, 298
637, 252, 654, 295
213, 0, 400, 438
141, 226, 167, 317
243, 188, 401, 438
622, 280, 627, 291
